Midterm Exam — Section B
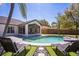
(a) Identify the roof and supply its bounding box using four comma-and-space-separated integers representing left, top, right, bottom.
41, 26, 51, 29
26, 19, 42, 25
25, 20, 51, 27
20, 19, 42, 26
0, 16, 25, 26
0, 16, 48, 26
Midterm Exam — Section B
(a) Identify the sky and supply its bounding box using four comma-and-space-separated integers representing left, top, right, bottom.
0, 3, 70, 24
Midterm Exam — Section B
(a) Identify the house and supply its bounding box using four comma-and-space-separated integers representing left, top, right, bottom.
0, 16, 42, 36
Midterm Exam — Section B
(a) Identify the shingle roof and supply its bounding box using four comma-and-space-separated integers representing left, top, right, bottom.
0, 16, 25, 25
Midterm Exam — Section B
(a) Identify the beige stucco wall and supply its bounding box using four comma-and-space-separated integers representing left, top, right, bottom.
0, 24, 5, 36
14, 25, 18, 35
25, 24, 28, 35
0, 24, 19, 36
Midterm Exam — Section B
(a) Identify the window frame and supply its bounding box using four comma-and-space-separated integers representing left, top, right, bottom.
7, 26, 15, 34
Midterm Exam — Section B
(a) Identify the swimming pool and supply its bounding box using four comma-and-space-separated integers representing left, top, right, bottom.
23, 36, 64, 44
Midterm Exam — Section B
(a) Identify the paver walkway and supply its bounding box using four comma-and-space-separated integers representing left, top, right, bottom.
34, 46, 48, 56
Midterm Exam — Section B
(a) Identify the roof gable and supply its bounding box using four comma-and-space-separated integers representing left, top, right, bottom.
26, 19, 42, 25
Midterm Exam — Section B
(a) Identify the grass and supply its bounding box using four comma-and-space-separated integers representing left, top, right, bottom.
67, 52, 78, 56
45, 46, 57, 56
2, 52, 13, 56
26, 46, 37, 56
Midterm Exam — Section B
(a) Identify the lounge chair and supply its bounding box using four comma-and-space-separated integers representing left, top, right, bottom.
65, 41, 79, 52
26, 46, 37, 56
0, 43, 4, 56
55, 43, 71, 56
16, 45, 31, 56
0, 37, 30, 56
56, 41, 79, 56
51, 46, 64, 56
45, 46, 57, 56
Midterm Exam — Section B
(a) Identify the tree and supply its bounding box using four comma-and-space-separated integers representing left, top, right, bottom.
51, 22, 57, 29
56, 13, 61, 30
56, 13, 74, 30
2, 3, 27, 37
38, 19, 50, 27
2, 3, 15, 37
55, 13, 63, 35
65, 4, 79, 38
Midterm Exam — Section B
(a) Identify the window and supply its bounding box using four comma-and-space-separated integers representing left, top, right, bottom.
18, 26, 25, 34
7, 26, 14, 33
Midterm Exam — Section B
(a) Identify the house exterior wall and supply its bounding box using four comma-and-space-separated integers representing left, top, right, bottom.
0, 24, 19, 36
0, 24, 5, 36
0, 21, 42, 36
14, 25, 18, 35
25, 24, 28, 35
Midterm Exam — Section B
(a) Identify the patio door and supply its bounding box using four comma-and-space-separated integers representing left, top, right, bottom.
28, 24, 40, 34
18, 26, 25, 34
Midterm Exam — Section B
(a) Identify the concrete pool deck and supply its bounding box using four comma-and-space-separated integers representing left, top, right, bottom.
64, 37, 79, 42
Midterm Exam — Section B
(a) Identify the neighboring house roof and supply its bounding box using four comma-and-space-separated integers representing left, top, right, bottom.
0, 16, 25, 26
41, 26, 50, 29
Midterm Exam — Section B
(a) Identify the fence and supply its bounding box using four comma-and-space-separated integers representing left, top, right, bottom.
41, 29, 79, 35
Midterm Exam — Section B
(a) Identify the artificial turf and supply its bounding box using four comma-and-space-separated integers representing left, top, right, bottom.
45, 46, 57, 56
26, 46, 37, 56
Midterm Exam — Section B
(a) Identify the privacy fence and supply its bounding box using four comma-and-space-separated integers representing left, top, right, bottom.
41, 29, 79, 35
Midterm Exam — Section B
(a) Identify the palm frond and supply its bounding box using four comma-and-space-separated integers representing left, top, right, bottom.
18, 3, 27, 20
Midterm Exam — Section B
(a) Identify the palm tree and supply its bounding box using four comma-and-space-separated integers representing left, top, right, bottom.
2, 3, 27, 37
2, 3, 15, 37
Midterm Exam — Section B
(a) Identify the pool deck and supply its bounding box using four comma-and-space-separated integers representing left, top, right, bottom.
64, 37, 79, 42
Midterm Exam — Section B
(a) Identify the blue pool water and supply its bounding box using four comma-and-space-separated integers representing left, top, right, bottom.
23, 36, 64, 43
